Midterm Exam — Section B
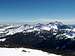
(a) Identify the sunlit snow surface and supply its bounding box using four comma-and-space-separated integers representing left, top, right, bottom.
0, 48, 61, 56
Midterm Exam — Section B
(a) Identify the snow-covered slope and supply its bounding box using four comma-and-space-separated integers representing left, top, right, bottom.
0, 48, 61, 56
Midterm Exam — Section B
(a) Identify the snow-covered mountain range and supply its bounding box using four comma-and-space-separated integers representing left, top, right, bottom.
0, 21, 75, 38
0, 21, 75, 50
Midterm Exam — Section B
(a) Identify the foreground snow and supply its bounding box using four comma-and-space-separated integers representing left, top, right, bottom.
0, 48, 61, 56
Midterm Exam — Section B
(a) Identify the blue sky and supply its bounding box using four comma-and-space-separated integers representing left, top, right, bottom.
0, 0, 75, 24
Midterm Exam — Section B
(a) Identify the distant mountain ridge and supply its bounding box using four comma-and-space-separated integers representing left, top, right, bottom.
0, 21, 75, 50
0, 21, 74, 36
